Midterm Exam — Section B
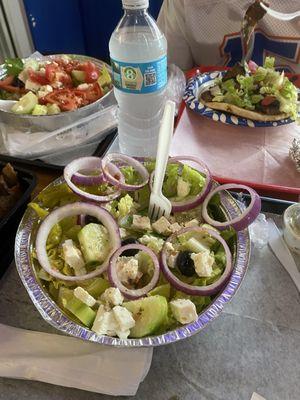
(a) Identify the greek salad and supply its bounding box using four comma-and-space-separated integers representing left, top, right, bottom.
28, 154, 260, 339
0, 55, 112, 115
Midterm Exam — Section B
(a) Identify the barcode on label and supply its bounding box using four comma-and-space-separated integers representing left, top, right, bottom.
144, 72, 157, 87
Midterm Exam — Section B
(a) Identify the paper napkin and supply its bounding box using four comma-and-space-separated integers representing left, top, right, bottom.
0, 323, 153, 396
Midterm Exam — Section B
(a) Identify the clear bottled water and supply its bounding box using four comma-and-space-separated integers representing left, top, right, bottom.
109, 0, 167, 156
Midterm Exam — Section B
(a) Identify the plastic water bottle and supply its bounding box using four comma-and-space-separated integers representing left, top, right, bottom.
109, 0, 167, 156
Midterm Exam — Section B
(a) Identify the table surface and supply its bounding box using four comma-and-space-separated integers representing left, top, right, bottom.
0, 212, 299, 400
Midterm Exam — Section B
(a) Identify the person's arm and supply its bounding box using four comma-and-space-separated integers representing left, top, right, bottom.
157, 0, 194, 71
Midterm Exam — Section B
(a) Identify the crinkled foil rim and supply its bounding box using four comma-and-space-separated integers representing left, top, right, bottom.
15, 177, 250, 347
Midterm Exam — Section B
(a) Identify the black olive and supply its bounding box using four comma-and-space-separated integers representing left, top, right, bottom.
176, 251, 195, 277
84, 216, 99, 225
121, 238, 139, 256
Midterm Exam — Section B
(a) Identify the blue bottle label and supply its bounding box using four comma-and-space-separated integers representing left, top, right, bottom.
110, 55, 167, 94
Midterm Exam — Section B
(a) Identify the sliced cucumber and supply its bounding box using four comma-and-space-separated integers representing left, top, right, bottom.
82, 277, 110, 299
123, 295, 168, 338
24, 59, 39, 71
11, 91, 38, 114
71, 70, 86, 83
78, 223, 110, 264
148, 284, 171, 300
47, 103, 61, 115
32, 104, 47, 115
63, 295, 96, 328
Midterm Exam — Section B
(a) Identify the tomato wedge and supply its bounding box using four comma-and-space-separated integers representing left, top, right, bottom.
261, 96, 277, 107
28, 70, 49, 85
43, 89, 79, 111
75, 83, 102, 103
77, 61, 100, 83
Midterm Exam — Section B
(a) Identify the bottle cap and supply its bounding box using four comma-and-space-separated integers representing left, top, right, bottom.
122, 0, 149, 10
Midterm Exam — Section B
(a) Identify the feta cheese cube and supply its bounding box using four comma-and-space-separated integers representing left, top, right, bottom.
52, 80, 63, 89
177, 178, 191, 198
74, 287, 96, 307
152, 216, 171, 235
77, 83, 90, 90
101, 287, 124, 306
170, 299, 198, 324
25, 79, 41, 92
92, 308, 119, 336
165, 242, 175, 252
37, 84, 53, 98
191, 251, 214, 277
117, 257, 139, 284
62, 239, 87, 276
119, 228, 128, 239
184, 219, 199, 228
113, 306, 135, 331
132, 215, 151, 231
168, 253, 178, 268
170, 222, 182, 233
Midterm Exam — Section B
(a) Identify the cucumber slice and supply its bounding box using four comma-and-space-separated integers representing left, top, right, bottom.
184, 237, 209, 253
71, 70, 86, 83
123, 295, 168, 338
78, 223, 110, 264
11, 91, 38, 114
82, 277, 110, 298
98, 65, 112, 88
148, 284, 171, 300
63, 295, 96, 328
32, 104, 47, 115
47, 103, 61, 115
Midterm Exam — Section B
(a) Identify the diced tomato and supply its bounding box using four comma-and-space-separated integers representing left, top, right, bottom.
43, 89, 79, 111
77, 61, 100, 83
28, 70, 49, 85
45, 63, 73, 87
0, 75, 15, 87
261, 96, 277, 106
75, 83, 102, 103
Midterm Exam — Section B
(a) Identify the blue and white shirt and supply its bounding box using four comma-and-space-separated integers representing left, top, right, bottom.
158, 0, 300, 73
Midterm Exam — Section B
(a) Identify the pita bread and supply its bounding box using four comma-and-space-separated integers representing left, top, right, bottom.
201, 99, 287, 122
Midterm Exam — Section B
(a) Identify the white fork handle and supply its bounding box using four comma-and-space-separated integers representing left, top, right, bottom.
153, 100, 176, 194
260, 3, 300, 21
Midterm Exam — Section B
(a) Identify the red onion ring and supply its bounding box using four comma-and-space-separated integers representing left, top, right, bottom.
202, 184, 261, 231
160, 226, 232, 296
108, 244, 160, 299
35, 202, 121, 281
64, 157, 123, 202
72, 159, 124, 187
101, 153, 149, 191
150, 156, 212, 212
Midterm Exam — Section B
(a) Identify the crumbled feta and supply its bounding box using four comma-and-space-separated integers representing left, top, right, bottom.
113, 306, 135, 331
74, 287, 96, 307
184, 219, 199, 228
132, 215, 151, 231
165, 242, 175, 252
52, 80, 63, 88
177, 178, 191, 198
152, 216, 171, 235
119, 228, 128, 239
191, 251, 214, 277
101, 287, 124, 306
170, 299, 198, 324
37, 84, 53, 98
92, 305, 135, 339
92, 307, 119, 336
170, 222, 182, 233
39, 67, 46, 75
25, 79, 41, 92
138, 234, 164, 253
117, 257, 140, 284
168, 254, 178, 268
77, 83, 90, 90
62, 239, 87, 276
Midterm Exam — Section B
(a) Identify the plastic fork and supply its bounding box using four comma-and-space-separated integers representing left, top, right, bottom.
260, 2, 300, 21
148, 100, 175, 221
